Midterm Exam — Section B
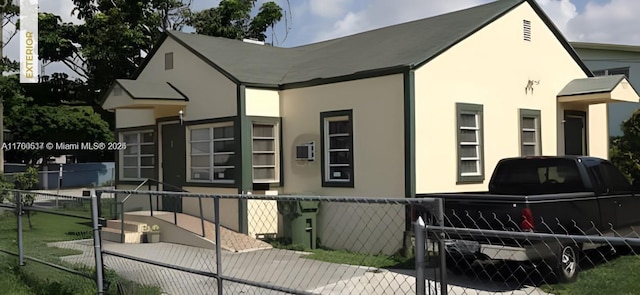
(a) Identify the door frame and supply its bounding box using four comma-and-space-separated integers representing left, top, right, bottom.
564, 110, 588, 156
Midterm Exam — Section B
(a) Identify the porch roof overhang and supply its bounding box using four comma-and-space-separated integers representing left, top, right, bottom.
102, 79, 189, 110
557, 75, 639, 104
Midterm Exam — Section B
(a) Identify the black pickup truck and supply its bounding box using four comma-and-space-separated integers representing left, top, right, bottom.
416, 156, 640, 282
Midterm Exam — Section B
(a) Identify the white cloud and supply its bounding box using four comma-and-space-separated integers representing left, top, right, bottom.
564, 0, 640, 45
40, 0, 82, 24
308, 0, 348, 18
313, 0, 490, 43
536, 0, 578, 33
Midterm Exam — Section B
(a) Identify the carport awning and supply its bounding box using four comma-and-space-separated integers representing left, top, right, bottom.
557, 75, 639, 104
102, 79, 189, 110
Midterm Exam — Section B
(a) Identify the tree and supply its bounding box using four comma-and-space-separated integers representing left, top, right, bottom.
188, 0, 283, 41
14, 166, 38, 229
610, 109, 640, 182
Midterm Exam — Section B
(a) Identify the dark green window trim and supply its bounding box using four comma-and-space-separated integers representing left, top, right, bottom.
519, 109, 542, 156
456, 103, 484, 184
320, 110, 354, 188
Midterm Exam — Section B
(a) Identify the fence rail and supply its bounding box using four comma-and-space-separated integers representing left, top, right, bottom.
2, 188, 640, 294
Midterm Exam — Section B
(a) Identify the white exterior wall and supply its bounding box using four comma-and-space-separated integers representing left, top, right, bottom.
415, 2, 591, 194
246, 88, 280, 117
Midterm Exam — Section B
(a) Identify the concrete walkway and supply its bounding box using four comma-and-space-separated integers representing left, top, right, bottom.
50, 240, 551, 295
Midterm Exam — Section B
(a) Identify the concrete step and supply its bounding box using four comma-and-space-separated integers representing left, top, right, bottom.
101, 227, 143, 244
106, 219, 148, 232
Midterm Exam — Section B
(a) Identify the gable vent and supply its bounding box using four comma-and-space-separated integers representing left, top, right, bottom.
523, 20, 531, 41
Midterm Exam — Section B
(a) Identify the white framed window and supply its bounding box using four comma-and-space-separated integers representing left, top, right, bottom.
456, 103, 484, 183
120, 130, 155, 180
520, 109, 541, 156
252, 123, 279, 183
593, 67, 629, 78
321, 110, 354, 187
187, 123, 235, 183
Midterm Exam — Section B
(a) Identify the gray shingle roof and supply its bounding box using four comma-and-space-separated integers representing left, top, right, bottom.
166, 0, 526, 86
557, 75, 627, 97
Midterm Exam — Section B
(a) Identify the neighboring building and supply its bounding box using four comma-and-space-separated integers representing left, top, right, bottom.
101, 0, 638, 254
571, 42, 640, 137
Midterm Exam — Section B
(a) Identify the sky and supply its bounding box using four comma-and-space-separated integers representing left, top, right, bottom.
17, 0, 640, 77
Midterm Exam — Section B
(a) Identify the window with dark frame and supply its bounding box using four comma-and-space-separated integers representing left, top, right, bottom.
188, 123, 235, 183
252, 123, 278, 183
592, 67, 630, 78
121, 131, 155, 180
456, 103, 484, 183
321, 110, 353, 187
520, 109, 541, 156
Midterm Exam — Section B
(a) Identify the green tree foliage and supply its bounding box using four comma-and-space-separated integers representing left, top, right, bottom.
13, 167, 39, 229
188, 0, 283, 41
610, 109, 640, 182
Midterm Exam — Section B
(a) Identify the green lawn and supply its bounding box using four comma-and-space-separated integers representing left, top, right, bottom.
0, 209, 160, 295
543, 254, 640, 295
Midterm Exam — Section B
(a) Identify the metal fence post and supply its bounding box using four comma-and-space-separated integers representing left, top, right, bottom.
148, 183, 153, 217
415, 216, 426, 295
199, 196, 205, 237
90, 189, 105, 294
214, 195, 223, 295
436, 198, 447, 295
16, 191, 24, 266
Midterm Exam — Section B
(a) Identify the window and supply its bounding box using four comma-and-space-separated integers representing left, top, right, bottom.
520, 109, 541, 156
321, 110, 354, 187
121, 131, 155, 180
252, 123, 278, 183
523, 20, 531, 42
188, 123, 235, 183
164, 52, 174, 70
593, 67, 629, 78
456, 103, 484, 183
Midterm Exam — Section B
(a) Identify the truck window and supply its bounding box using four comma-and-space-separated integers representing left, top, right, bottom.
490, 158, 585, 194
598, 162, 631, 193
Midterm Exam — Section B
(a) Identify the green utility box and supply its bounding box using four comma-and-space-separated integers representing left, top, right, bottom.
278, 200, 320, 249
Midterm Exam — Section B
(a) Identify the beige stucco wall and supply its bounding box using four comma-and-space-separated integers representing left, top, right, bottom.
182, 186, 239, 231
115, 109, 156, 129
279, 74, 405, 254
136, 37, 237, 121
247, 191, 279, 239
246, 88, 280, 117
588, 103, 609, 158
414, 2, 591, 193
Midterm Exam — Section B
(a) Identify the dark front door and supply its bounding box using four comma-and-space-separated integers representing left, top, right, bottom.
564, 111, 587, 156
161, 123, 185, 212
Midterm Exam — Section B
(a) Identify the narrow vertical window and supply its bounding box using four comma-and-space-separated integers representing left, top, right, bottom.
520, 109, 541, 156
252, 123, 278, 183
456, 103, 484, 183
165, 52, 174, 70
321, 110, 354, 187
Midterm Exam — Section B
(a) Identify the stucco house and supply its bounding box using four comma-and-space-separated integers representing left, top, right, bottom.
571, 42, 640, 138
101, 0, 638, 254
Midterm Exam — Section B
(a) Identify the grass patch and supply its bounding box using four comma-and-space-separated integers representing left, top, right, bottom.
542, 255, 640, 295
0, 210, 161, 294
265, 237, 414, 269
304, 248, 415, 269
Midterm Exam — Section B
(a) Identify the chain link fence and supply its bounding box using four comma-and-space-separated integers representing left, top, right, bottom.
2, 188, 640, 294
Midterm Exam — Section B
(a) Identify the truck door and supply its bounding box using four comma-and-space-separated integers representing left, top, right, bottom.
595, 163, 639, 233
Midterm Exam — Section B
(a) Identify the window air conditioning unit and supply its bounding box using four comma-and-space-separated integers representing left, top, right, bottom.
296, 142, 315, 161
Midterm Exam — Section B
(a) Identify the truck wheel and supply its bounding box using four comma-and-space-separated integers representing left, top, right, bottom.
551, 244, 579, 283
